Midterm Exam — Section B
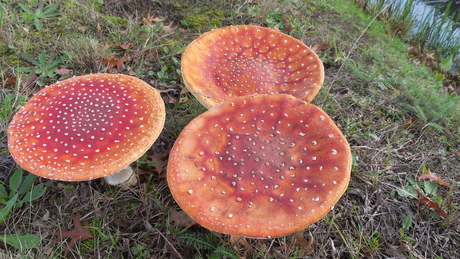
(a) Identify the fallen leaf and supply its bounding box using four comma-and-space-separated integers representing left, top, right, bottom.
401, 117, 420, 129
165, 92, 188, 105
292, 229, 315, 255
22, 73, 38, 89
114, 219, 131, 229
142, 14, 167, 25
281, 16, 291, 23
425, 53, 437, 68
418, 168, 449, 186
408, 46, 420, 58
101, 55, 130, 72
31, 210, 50, 228
162, 21, 175, 33
311, 41, 332, 53
416, 189, 447, 218
56, 68, 71, 75
142, 15, 174, 32
179, 95, 189, 103
169, 210, 197, 228
284, 25, 294, 33
2, 75, 16, 88
230, 235, 252, 253
111, 42, 134, 50
77, 26, 88, 33
136, 168, 150, 176
281, 16, 294, 33
144, 48, 159, 59
148, 150, 170, 177
51, 215, 94, 255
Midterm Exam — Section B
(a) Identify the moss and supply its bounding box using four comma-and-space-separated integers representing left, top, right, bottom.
105, 16, 128, 27
1, 55, 27, 70
60, 185, 75, 193
0, 42, 28, 69
182, 10, 224, 33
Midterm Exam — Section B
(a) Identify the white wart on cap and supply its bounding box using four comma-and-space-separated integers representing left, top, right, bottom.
7, 73, 166, 182
167, 94, 351, 238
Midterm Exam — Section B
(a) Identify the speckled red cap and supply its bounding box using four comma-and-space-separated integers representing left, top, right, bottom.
8, 74, 166, 181
167, 94, 351, 238
181, 25, 324, 108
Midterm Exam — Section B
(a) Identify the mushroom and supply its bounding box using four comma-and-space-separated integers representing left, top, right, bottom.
7, 74, 166, 186
181, 25, 324, 109
167, 94, 351, 238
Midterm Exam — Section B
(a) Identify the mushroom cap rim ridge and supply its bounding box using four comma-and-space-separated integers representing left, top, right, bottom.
7, 73, 166, 181
167, 93, 351, 238
181, 25, 325, 109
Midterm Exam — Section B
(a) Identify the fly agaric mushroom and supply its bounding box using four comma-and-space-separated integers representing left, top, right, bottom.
7, 74, 166, 186
181, 25, 324, 109
167, 94, 351, 238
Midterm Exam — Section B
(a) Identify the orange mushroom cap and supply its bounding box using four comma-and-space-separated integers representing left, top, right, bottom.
7, 74, 166, 181
181, 25, 324, 108
167, 94, 351, 238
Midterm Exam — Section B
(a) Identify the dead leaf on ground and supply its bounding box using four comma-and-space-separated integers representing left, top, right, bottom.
147, 150, 171, 178
417, 168, 449, 186
162, 21, 175, 33
31, 210, 50, 228
402, 117, 418, 128
281, 16, 294, 33
2, 75, 16, 88
408, 46, 421, 58
77, 25, 88, 33
19, 73, 39, 89
142, 14, 167, 25
142, 15, 175, 33
291, 229, 314, 255
114, 219, 131, 229
169, 209, 197, 228
56, 68, 72, 75
416, 189, 448, 218
312, 41, 332, 53
101, 55, 130, 72
111, 42, 134, 50
230, 235, 252, 253
165, 92, 189, 105
50, 215, 94, 256
144, 47, 159, 60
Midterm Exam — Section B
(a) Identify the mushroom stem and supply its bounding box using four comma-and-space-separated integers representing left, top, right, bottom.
103, 165, 137, 188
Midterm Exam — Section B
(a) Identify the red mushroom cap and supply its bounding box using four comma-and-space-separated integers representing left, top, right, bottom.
167, 94, 351, 238
181, 25, 324, 108
7, 74, 166, 181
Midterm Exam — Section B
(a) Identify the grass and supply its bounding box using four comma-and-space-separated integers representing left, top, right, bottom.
358, 0, 460, 67
0, 0, 459, 258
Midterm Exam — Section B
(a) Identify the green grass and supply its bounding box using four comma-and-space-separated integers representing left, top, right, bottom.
357, 0, 460, 67
0, 0, 459, 258
322, 0, 460, 127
